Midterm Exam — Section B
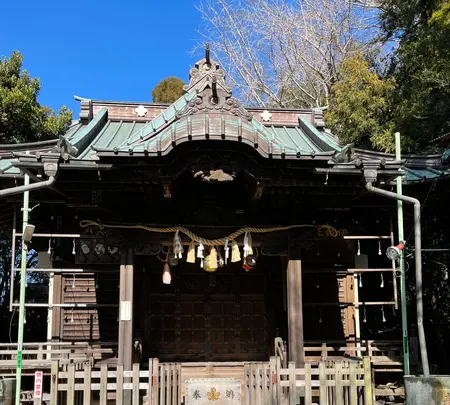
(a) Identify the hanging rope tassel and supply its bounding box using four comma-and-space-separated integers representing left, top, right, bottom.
186, 240, 196, 263
173, 230, 184, 258
224, 239, 229, 264
243, 232, 254, 257
231, 240, 241, 263
162, 263, 172, 285
197, 239, 205, 268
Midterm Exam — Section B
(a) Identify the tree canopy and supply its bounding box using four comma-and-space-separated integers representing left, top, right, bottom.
325, 54, 395, 152
387, 0, 450, 149
151, 77, 185, 103
0, 51, 72, 144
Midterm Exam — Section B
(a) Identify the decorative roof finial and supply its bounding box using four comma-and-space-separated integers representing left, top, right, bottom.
205, 43, 210, 64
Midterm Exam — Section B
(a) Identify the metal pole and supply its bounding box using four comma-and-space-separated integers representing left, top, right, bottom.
365, 182, 430, 376
395, 132, 410, 375
15, 173, 30, 405
9, 207, 17, 312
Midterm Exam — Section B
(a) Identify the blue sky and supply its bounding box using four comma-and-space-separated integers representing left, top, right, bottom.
0, 0, 204, 116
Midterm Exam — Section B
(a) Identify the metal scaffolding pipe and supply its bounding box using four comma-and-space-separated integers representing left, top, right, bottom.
365, 181, 430, 376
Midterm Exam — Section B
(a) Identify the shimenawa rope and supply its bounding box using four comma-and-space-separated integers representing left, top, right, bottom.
79, 220, 339, 246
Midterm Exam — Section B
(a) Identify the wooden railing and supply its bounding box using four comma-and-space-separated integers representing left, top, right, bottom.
50, 359, 179, 405
49, 357, 373, 405
0, 342, 117, 372
279, 359, 373, 405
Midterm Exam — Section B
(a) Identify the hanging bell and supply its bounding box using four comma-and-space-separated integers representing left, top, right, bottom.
203, 247, 218, 273
162, 263, 172, 285
186, 240, 196, 263
167, 252, 179, 266
242, 254, 257, 271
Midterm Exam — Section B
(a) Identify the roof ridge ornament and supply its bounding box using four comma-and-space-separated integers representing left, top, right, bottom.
50, 136, 78, 161
184, 43, 232, 94
177, 44, 253, 121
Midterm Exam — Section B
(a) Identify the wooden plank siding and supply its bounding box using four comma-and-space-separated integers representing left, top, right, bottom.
61, 273, 118, 342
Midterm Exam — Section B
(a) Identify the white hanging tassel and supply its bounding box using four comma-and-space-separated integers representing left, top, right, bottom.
318, 309, 322, 324
380, 273, 384, 288
197, 239, 204, 268
316, 275, 320, 289
218, 249, 224, 267
70, 309, 74, 323
381, 306, 386, 323
247, 233, 253, 256
357, 240, 361, 256
363, 306, 367, 323
72, 274, 76, 289
47, 239, 52, 255
378, 241, 382, 256
224, 239, 229, 264
243, 232, 249, 258
359, 274, 363, 288
72, 239, 76, 255
162, 263, 172, 285
173, 230, 184, 259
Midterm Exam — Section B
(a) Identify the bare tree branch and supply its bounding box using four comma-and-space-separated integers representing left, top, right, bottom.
196, 0, 383, 108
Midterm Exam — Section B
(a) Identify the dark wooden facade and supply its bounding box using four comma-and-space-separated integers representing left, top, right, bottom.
1, 50, 449, 374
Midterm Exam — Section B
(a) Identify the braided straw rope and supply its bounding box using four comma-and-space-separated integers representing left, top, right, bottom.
80, 220, 339, 246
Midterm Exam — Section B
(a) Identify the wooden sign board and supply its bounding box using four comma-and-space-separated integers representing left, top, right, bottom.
185, 379, 241, 405
33, 371, 43, 405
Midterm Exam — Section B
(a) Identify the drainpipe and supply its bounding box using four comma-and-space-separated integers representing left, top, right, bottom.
365, 181, 430, 377
0, 176, 56, 197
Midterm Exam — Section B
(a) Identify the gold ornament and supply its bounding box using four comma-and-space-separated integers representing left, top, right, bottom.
186, 240, 196, 263
231, 240, 241, 262
203, 247, 218, 272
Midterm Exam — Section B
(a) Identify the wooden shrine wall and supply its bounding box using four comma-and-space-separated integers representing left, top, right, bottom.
61, 272, 119, 342
134, 258, 271, 362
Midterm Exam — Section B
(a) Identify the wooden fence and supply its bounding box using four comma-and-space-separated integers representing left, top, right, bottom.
51, 359, 179, 405
0, 341, 116, 372
49, 357, 373, 405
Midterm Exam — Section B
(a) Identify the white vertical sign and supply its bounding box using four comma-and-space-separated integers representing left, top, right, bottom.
34, 371, 43, 399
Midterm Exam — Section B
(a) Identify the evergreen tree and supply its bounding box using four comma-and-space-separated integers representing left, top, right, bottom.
325, 54, 396, 152
0, 51, 72, 144
384, 0, 450, 150
151, 77, 185, 103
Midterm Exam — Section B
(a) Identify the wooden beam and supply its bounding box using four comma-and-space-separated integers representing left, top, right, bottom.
51, 274, 62, 340
287, 245, 305, 367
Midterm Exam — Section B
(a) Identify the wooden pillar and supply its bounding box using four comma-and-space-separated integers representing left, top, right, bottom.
287, 244, 305, 366
118, 247, 134, 371
51, 274, 62, 340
